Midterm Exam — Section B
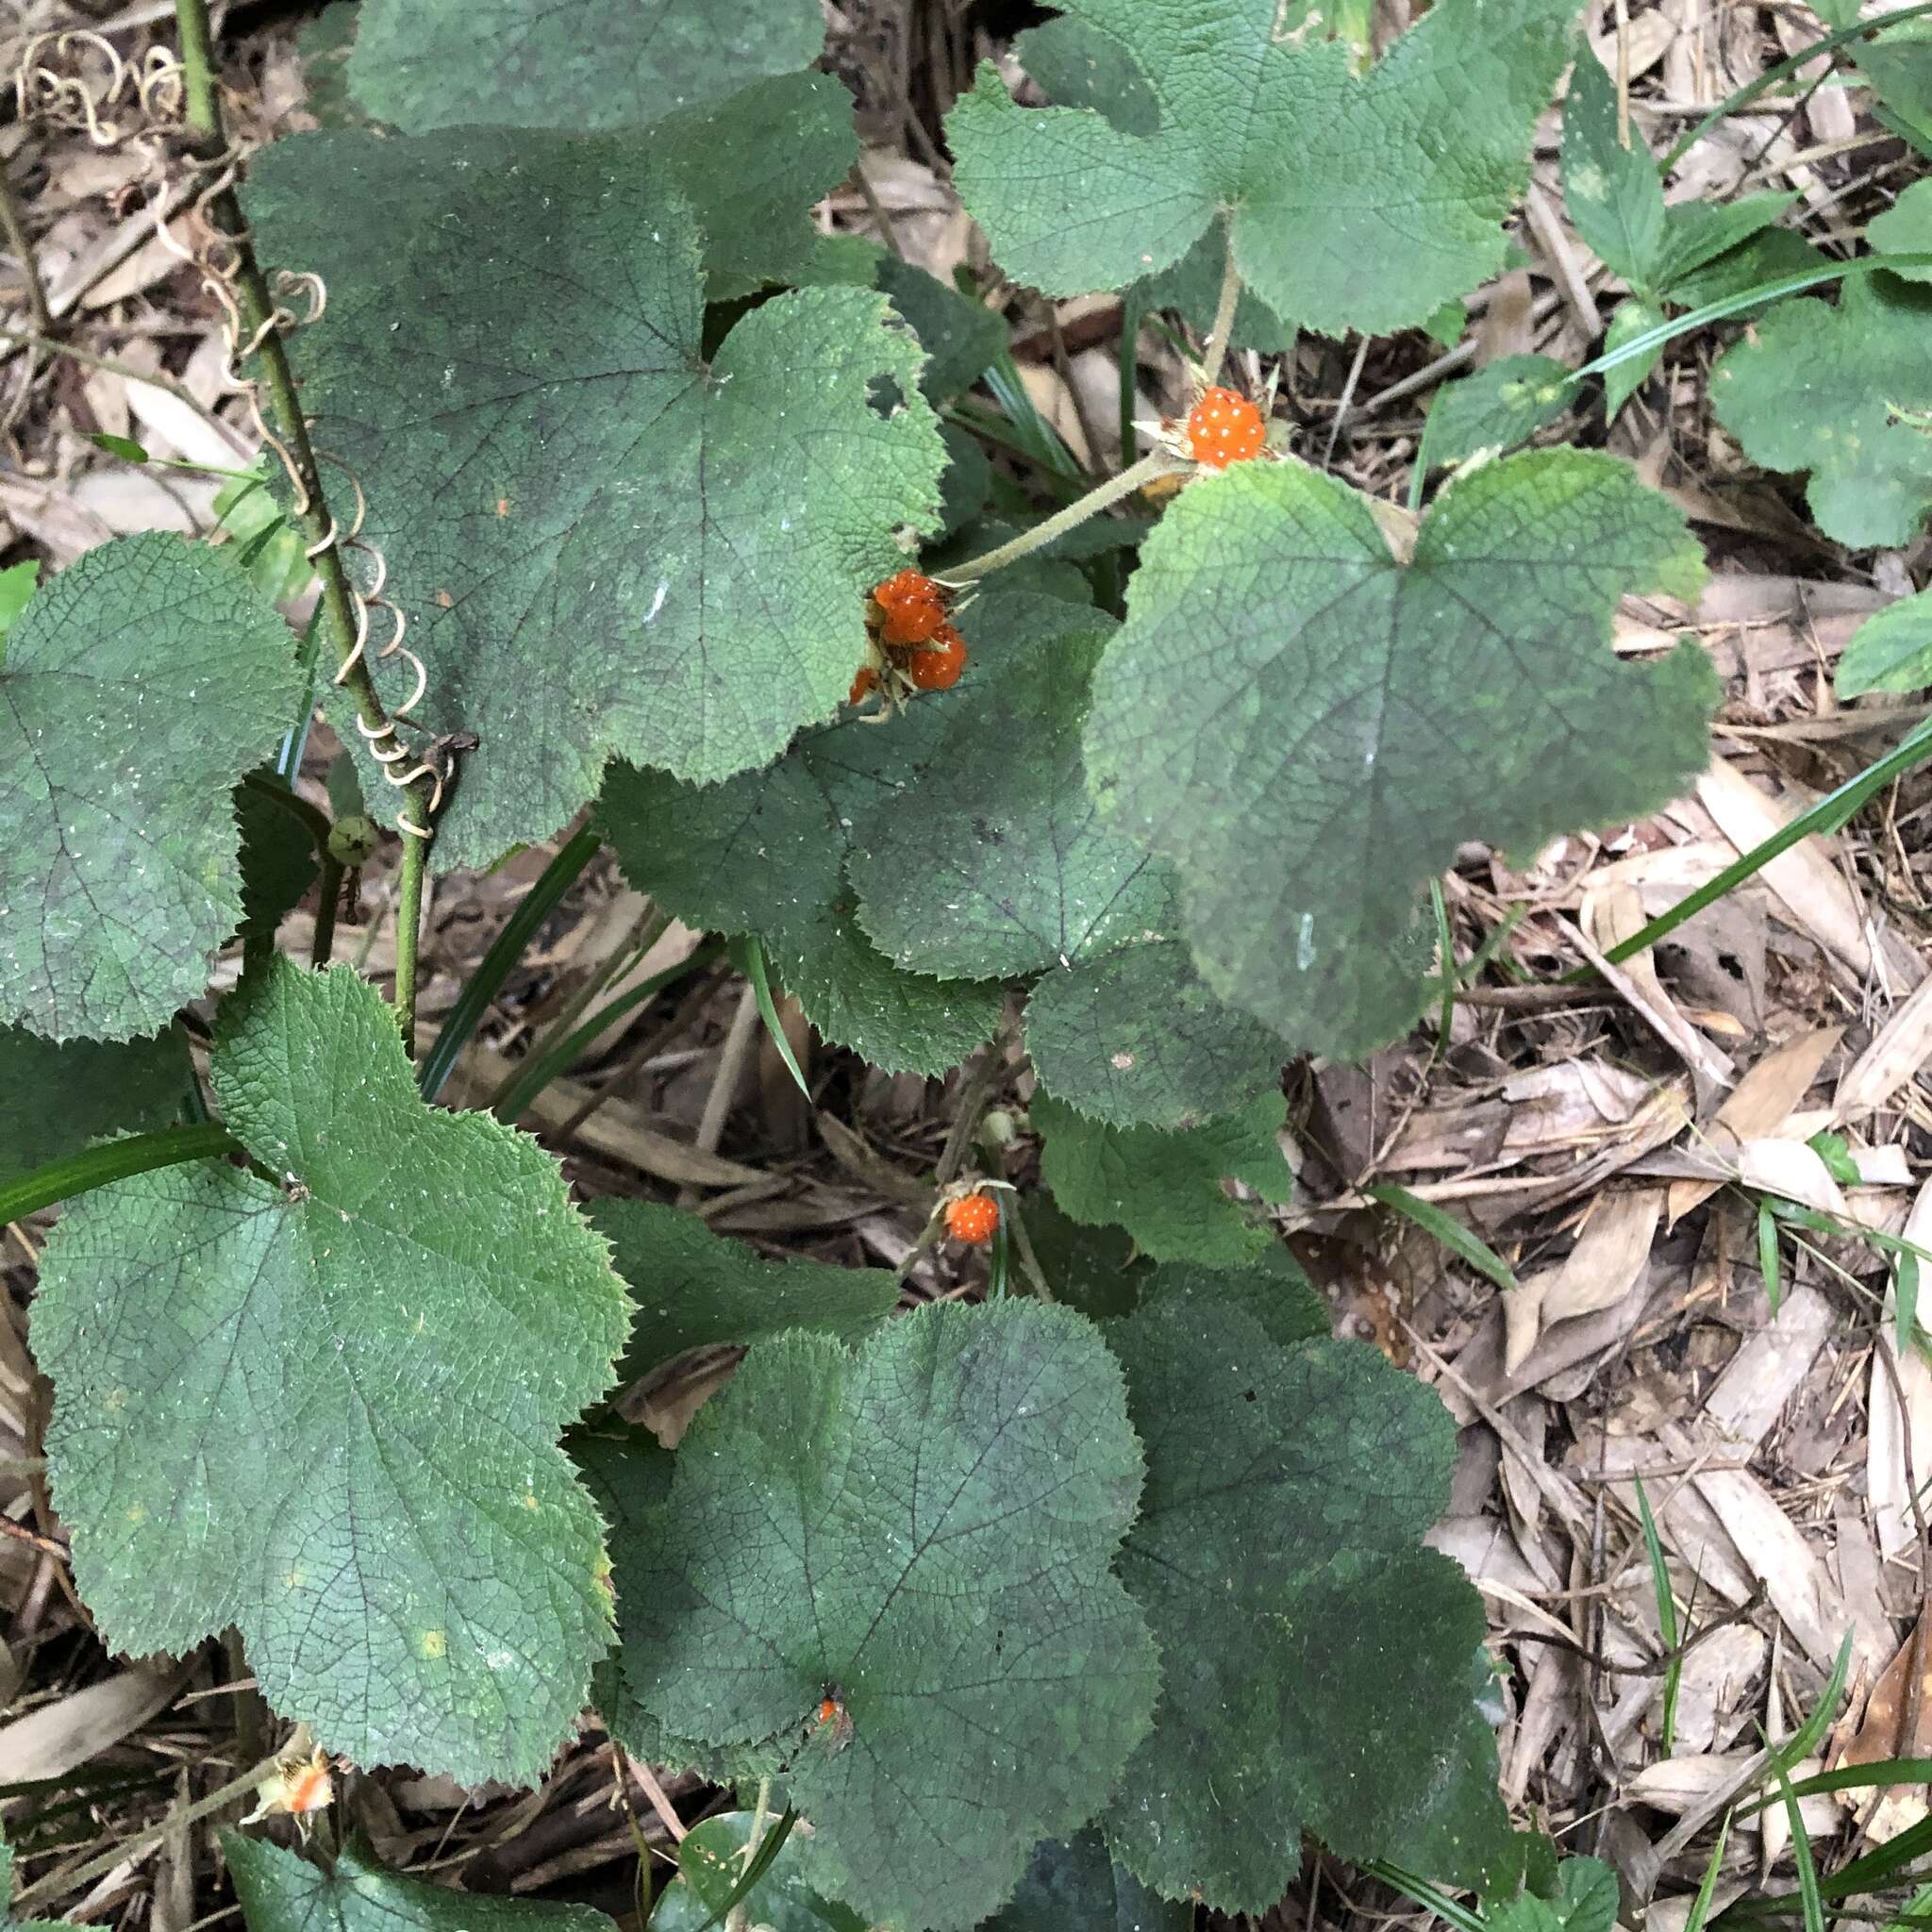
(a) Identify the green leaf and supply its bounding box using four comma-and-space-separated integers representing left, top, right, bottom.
637, 75, 860, 298
1711, 274, 1932, 546
346, 0, 824, 133
1663, 225, 1823, 309
0, 534, 299, 1041
1560, 51, 1665, 287
1365, 1181, 1519, 1291
0, 561, 37, 640
609, 1300, 1158, 1931
35, 959, 629, 1783
1840, 589, 1932, 697
984, 1830, 1191, 1932
1101, 1286, 1515, 1909
649, 1811, 864, 1932
876, 256, 1008, 403
1654, 191, 1799, 292
211, 469, 313, 604
590, 1198, 898, 1381
234, 780, 319, 944
0, 1024, 188, 1179
1871, 177, 1932, 282
850, 610, 1143, 981
594, 596, 1078, 1076
1035, 1089, 1293, 1265
1016, 17, 1160, 137
89, 432, 152, 465
1420, 355, 1572, 472
1601, 299, 1667, 418
1855, 21, 1932, 146
1488, 1857, 1622, 1932
1084, 451, 1715, 1058
1024, 916, 1284, 1129
1807, 1130, 1864, 1188
1424, 298, 1470, 348
226, 1834, 615, 1932
248, 129, 946, 872
948, 0, 1579, 336
841, 603, 1276, 1125
1023, 1193, 1151, 1320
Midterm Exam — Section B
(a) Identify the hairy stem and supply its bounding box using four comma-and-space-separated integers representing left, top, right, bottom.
941, 449, 1182, 585
1200, 225, 1241, 390
174, 0, 438, 1042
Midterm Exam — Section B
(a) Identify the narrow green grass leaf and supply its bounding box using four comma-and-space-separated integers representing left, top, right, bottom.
1634, 1475, 1680, 1754
1682, 1811, 1732, 1932
419, 824, 602, 1102
1758, 1196, 1783, 1314
1769, 1749, 1825, 1932
736, 936, 809, 1103
0, 1123, 239, 1226
1368, 1183, 1520, 1292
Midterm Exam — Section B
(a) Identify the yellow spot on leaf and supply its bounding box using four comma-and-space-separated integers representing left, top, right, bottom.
435, 590, 454, 608
419, 1628, 446, 1659
495, 496, 510, 518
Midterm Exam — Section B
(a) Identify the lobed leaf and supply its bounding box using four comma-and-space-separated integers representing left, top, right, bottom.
226, 1834, 615, 1932
346, 0, 824, 133
1711, 274, 1932, 547
1101, 1279, 1516, 1908
0, 535, 298, 1041
608, 1300, 1158, 1931
1083, 451, 1715, 1057
948, 0, 1580, 337
1034, 1089, 1293, 1265
247, 129, 945, 871
844, 600, 1278, 1125
590, 1198, 897, 1381
0, 1024, 188, 1179
35, 959, 630, 1784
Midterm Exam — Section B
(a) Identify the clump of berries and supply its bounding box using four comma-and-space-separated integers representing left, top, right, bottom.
943, 1190, 1001, 1245
850, 570, 969, 713
1184, 385, 1268, 470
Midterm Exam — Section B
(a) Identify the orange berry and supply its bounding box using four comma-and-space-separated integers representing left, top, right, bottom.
944, 1191, 1000, 1244
906, 625, 967, 691
873, 569, 951, 648
1185, 385, 1266, 470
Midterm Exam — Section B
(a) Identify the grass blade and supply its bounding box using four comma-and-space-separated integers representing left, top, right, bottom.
1565, 715, 1932, 977
1366, 1181, 1520, 1291
1634, 1474, 1681, 1754
1758, 1197, 1783, 1314
737, 936, 810, 1102
0, 1123, 240, 1224
419, 824, 602, 1101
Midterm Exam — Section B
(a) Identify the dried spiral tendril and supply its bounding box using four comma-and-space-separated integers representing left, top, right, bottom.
11, 38, 446, 840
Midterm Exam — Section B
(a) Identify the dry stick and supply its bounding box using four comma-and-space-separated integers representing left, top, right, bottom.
675, 984, 761, 1208
172, 0, 438, 1044
0, 161, 53, 337
11, 1750, 285, 1914
0, 324, 240, 439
